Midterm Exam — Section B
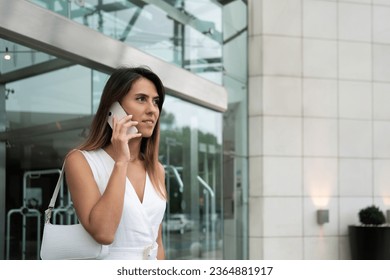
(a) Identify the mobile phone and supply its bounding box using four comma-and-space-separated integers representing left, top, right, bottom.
107, 101, 138, 134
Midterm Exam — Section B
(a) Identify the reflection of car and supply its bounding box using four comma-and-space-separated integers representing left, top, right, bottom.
164, 214, 194, 234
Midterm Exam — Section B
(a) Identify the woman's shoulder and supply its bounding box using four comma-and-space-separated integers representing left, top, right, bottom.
65, 149, 103, 168
75, 149, 111, 168
66, 149, 83, 161
64, 149, 87, 174
66, 148, 105, 159
64, 149, 106, 181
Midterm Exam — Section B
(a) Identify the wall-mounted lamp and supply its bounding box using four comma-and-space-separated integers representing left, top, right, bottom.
4, 47, 11, 60
317, 209, 329, 225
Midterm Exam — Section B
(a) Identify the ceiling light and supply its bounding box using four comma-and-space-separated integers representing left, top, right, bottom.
4, 47, 11, 60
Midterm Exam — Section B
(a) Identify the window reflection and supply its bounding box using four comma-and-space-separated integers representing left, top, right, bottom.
160, 95, 223, 259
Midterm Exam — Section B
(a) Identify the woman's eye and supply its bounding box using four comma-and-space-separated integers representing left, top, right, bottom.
153, 99, 160, 105
136, 97, 146, 102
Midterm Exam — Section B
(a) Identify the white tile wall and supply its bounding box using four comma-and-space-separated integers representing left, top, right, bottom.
263, 157, 302, 196
374, 159, 390, 196
304, 237, 339, 260
373, 5, 390, 44
303, 79, 338, 118
374, 121, 390, 158
303, 118, 338, 156
262, 0, 301, 36
339, 81, 372, 119
263, 237, 303, 259
303, 39, 337, 78
249, 196, 263, 237
263, 116, 302, 156
263, 197, 303, 236
249, 35, 262, 76
339, 159, 373, 196
249, 156, 263, 197
373, 83, 390, 120
248, 0, 262, 36
248, 0, 390, 260
304, 158, 338, 197
373, 44, 390, 82
339, 42, 372, 80
339, 120, 372, 158
263, 76, 302, 116
373, 0, 390, 5
303, 0, 337, 39
339, 3, 371, 42
339, 236, 351, 259
339, 0, 372, 4
249, 115, 262, 156
263, 36, 302, 76
248, 237, 263, 259
249, 76, 263, 116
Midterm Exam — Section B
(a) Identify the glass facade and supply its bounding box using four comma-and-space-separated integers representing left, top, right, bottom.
29, 0, 223, 84
221, 0, 248, 259
1, 0, 247, 260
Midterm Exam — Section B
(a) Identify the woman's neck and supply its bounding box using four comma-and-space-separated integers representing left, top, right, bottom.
128, 138, 142, 161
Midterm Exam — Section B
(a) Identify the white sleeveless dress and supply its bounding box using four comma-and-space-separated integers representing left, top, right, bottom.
80, 149, 166, 260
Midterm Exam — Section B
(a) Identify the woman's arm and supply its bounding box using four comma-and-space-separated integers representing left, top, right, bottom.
65, 151, 128, 245
65, 115, 140, 245
156, 162, 166, 260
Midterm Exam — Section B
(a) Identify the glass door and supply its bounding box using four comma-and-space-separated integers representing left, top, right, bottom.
160, 95, 223, 259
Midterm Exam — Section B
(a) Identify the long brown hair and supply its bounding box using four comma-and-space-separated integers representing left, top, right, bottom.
78, 66, 166, 199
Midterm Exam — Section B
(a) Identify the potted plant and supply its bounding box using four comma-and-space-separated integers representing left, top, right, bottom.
348, 205, 390, 259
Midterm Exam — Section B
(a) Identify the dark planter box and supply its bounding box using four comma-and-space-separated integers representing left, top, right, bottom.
349, 225, 390, 260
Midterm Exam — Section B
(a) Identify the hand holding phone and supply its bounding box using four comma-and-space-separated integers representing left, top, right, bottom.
107, 102, 138, 134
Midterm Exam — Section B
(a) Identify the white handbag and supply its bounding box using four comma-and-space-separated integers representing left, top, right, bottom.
40, 162, 108, 260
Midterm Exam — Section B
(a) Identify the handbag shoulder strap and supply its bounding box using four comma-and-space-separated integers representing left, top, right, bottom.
48, 161, 66, 209
44, 149, 79, 223
44, 161, 65, 223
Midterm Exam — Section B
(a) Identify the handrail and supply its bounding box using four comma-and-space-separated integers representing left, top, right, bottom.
197, 175, 216, 256
164, 165, 184, 193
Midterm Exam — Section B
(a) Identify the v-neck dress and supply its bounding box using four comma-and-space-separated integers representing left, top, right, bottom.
80, 149, 166, 260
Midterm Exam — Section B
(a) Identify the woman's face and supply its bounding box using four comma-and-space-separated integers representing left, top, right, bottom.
120, 77, 160, 138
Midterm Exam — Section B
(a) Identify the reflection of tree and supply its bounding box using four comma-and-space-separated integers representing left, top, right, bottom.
160, 109, 176, 128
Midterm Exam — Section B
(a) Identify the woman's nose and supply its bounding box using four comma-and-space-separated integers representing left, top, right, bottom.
146, 101, 158, 114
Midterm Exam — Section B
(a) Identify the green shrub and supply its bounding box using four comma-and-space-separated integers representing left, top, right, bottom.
359, 205, 386, 225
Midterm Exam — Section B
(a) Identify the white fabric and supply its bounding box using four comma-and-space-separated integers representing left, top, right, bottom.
80, 149, 166, 260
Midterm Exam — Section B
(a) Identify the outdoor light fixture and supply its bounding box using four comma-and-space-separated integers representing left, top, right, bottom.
4, 47, 11, 60
317, 209, 329, 225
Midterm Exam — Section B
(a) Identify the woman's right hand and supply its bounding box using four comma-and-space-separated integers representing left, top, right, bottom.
110, 114, 142, 163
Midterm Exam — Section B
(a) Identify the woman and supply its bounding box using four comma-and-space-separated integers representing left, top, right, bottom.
65, 66, 167, 260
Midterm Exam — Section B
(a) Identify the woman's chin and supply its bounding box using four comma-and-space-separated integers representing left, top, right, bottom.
139, 131, 153, 138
